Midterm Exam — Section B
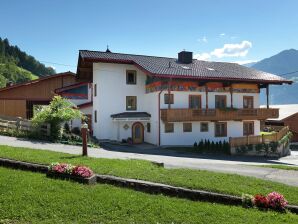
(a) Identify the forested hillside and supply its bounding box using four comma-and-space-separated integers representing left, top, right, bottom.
0, 37, 55, 88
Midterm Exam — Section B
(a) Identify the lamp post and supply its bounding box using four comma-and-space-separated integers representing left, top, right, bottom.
81, 122, 88, 156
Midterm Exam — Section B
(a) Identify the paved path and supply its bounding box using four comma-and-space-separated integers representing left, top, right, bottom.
1, 135, 298, 187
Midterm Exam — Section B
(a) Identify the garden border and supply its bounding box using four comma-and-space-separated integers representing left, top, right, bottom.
0, 157, 298, 214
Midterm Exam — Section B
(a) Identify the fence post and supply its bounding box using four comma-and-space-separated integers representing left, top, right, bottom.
16, 118, 21, 132
81, 122, 88, 156
46, 124, 51, 136
262, 134, 264, 144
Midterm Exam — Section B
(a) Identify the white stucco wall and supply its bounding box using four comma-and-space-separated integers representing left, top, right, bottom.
93, 63, 149, 141
160, 120, 260, 146
91, 62, 262, 146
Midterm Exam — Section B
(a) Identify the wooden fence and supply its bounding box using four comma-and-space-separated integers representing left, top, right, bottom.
230, 126, 289, 148
0, 115, 50, 136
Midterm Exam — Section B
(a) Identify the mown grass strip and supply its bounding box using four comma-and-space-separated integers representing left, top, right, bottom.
1, 145, 298, 205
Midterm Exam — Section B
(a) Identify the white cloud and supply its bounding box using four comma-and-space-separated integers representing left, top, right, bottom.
220, 33, 225, 37
197, 36, 208, 43
193, 53, 211, 61
194, 40, 253, 61
210, 40, 252, 58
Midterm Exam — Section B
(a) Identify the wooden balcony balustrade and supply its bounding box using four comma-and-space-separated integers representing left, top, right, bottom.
229, 126, 289, 148
160, 108, 279, 122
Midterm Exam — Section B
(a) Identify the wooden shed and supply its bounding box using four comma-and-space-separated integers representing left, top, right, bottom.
0, 72, 77, 119
264, 104, 298, 142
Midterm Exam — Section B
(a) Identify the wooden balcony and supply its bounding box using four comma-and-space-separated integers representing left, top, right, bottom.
160, 108, 279, 122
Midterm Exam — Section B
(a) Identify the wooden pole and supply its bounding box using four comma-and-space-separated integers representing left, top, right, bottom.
81, 123, 88, 156
230, 87, 233, 108
205, 85, 208, 109
266, 85, 269, 109
167, 78, 172, 109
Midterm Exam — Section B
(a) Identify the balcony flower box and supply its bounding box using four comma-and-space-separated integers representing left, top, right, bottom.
46, 162, 96, 185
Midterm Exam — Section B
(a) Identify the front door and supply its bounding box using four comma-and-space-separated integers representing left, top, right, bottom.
132, 122, 144, 144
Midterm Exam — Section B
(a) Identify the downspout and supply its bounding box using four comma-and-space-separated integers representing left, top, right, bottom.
158, 89, 164, 146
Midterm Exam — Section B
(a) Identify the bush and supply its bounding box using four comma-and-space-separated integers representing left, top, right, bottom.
253, 194, 269, 209
242, 193, 254, 208
48, 162, 93, 178
72, 166, 94, 178
71, 127, 81, 135
267, 192, 288, 210
32, 96, 83, 140
194, 139, 230, 154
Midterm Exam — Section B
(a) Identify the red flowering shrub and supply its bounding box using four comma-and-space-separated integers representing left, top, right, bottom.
267, 192, 288, 210
72, 166, 93, 178
49, 162, 73, 174
253, 194, 269, 208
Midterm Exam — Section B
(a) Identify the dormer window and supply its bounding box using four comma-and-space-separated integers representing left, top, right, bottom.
126, 70, 137, 84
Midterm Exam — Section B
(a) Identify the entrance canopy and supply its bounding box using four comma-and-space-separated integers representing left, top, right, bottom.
111, 112, 151, 121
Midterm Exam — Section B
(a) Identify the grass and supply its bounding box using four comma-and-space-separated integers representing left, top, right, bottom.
1, 145, 298, 206
256, 164, 298, 171
260, 131, 276, 135
1, 167, 298, 223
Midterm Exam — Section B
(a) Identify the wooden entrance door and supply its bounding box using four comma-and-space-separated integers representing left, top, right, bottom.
132, 122, 144, 144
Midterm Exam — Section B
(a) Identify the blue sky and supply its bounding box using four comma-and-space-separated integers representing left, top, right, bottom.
1, 0, 298, 73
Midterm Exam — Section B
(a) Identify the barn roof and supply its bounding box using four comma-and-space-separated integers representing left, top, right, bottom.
0, 71, 76, 93
78, 50, 292, 84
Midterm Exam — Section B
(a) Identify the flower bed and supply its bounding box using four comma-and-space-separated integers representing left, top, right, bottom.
242, 192, 288, 212
47, 162, 96, 184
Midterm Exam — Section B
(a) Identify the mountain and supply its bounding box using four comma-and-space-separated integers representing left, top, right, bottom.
251, 49, 298, 105
0, 37, 55, 88
243, 62, 257, 67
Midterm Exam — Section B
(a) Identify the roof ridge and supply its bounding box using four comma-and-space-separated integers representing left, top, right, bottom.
79, 49, 178, 60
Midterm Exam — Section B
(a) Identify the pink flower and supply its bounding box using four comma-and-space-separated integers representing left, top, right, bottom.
72, 166, 93, 178
267, 192, 288, 210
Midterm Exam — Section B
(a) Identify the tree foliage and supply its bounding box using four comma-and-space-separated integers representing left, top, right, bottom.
32, 96, 83, 140
0, 37, 56, 77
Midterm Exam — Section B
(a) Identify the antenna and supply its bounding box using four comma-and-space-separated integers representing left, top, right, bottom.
106, 45, 111, 53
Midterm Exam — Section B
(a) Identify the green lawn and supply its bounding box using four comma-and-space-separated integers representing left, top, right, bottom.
257, 164, 298, 171
1, 145, 298, 206
0, 167, 297, 223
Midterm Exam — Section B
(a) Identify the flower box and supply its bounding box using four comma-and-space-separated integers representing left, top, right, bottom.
46, 163, 96, 184
46, 171, 97, 185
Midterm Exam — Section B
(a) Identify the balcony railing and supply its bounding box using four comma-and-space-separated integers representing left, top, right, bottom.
160, 108, 279, 122
229, 126, 289, 148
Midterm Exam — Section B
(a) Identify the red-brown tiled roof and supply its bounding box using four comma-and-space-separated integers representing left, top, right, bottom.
79, 50, 292, 84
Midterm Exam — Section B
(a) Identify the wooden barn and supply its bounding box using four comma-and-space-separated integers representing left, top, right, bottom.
264, 104, 298, 142
0, 72, 77, 119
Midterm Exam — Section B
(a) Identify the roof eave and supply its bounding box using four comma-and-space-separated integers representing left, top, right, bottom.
81, 57, 292, 85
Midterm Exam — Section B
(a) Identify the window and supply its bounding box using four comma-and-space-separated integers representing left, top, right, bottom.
215, 95, 227, 109
215, 122, 227, 137
243, 121, 254, 135
200, 122, 208, 132
126, 70, 137, 84
165, 123, 174, 133
164, 94, 174, 104
243, 96, 254, 109
189, 95, 201, 109
94, 84, 97, 97
183, 123, 192, 132
126, 96, 137, 110
94, 110, 97, 123
147, 123, 151, 133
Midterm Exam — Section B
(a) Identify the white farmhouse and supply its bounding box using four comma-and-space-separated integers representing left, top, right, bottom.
76, 50, 291, 146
